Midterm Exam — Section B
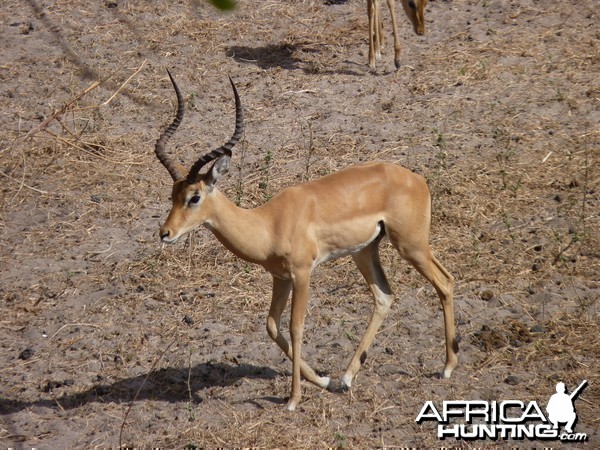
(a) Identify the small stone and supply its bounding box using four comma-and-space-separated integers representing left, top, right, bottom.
18, 348, 34, 360
480, 290, 495, 301
530, 324, 546, 333
20, 22, 34, 34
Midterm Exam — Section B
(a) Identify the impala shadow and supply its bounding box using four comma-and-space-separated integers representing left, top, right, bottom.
0, 361, 281, 415
227, 43, 302, 71
227, 44, 364, 76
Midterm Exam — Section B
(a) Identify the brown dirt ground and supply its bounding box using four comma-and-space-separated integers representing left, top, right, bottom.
1, 0, 598, 447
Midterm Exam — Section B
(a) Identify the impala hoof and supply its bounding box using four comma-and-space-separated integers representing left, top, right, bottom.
442, 366, 455, 379
442, 353, 459, 378
286, 399, 298, 411
326, 379, 339, 392
326, 378, 349, 393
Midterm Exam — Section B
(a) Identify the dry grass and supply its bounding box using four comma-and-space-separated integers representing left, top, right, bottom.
0, 0, 598, 447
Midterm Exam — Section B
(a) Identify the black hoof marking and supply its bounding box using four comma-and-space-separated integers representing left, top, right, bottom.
326, 379, 349, 393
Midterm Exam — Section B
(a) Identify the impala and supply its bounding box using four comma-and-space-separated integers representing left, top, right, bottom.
154, 71, 457, 411
368, 0, 428, 69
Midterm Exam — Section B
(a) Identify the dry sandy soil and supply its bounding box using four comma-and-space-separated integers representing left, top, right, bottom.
0, 0, 598, 447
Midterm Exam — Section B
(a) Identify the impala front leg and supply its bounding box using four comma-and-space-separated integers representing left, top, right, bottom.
287, 269, 311, 411
267, 276, 330, 404
367, 0, 378, 69
386, 0, 402, 69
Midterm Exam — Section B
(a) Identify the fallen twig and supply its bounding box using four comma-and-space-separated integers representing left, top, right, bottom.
18, 58, 140, 143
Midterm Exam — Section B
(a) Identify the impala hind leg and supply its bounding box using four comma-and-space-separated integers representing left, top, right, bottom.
266, 276, 330, 410
392, 240, 458, 378
335, 242, 394, 391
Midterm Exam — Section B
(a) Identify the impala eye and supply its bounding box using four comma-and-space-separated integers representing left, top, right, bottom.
188, 195, 201, 206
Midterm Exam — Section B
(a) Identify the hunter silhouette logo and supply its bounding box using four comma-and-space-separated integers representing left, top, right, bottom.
546, 380, 587, 434
416, 380, 589, 442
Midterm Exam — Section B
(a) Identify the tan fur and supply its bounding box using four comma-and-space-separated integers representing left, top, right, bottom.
159, 160, 457, 411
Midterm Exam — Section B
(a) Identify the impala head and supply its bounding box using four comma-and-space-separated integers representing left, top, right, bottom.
402, 0, 428, 36
155, 70, 243, 243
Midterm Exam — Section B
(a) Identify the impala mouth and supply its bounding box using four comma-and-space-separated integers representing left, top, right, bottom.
159, 228, 180, 244
160, 226, 196, 244
161, 235, 179, 244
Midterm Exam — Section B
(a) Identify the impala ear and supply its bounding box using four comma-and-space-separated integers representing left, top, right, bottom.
205, 154, 230, 188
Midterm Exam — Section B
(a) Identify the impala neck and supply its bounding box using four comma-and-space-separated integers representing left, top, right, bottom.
204, 189, 273, 265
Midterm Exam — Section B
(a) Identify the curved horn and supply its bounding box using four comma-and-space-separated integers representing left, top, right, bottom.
155, 69, 185, 182
186, 76, 244, 183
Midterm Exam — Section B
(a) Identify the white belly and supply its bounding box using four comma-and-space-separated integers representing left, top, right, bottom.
312, 222, 382, 269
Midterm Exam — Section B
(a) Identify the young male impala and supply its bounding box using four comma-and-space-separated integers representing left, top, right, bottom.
368, 0, 428, 69
154, 71, 458, 411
